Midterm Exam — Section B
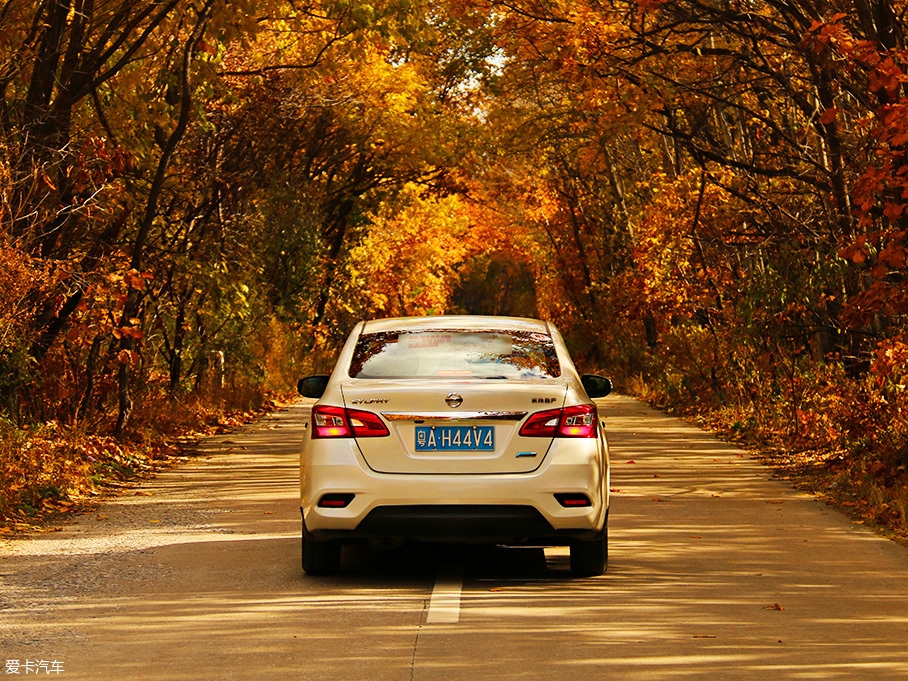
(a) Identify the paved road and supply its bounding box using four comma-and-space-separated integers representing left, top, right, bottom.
3, 395, 908, 680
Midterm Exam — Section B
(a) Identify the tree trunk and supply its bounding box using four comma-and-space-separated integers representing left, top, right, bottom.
115, 2, 213, 438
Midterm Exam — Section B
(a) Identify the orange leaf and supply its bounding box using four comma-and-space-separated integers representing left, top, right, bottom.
818, 108, 837, 125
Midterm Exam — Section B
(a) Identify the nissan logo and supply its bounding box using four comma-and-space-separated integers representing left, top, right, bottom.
445, 393, 463, 408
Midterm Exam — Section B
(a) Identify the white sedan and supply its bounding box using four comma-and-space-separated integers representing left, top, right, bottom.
297, 315, 613, 576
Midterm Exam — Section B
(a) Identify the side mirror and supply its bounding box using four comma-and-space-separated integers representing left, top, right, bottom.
581, 374, 612, 399
297, 374, 330, 399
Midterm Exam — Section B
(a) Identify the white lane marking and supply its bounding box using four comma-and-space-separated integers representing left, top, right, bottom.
426, 565, 463, 624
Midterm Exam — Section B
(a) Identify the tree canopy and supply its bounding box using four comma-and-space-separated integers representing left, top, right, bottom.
3, 0, 908, 533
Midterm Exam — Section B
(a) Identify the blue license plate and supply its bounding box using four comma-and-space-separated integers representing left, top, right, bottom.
415, 425, 495, 452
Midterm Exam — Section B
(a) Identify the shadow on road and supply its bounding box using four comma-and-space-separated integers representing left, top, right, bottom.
3, 397, 908, 680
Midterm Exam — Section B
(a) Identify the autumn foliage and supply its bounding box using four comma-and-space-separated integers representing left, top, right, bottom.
3, 0, 908, 533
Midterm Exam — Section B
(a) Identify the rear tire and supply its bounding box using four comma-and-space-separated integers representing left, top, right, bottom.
570, 527, 608, 577
302, 525, 341, 576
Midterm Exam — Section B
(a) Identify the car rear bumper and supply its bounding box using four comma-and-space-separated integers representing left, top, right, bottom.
304, 504, 607, 544
300, 438, 609, 545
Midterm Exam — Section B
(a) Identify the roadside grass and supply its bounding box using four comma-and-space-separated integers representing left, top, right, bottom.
0, 389, 291, 534
624, 371, 908, 546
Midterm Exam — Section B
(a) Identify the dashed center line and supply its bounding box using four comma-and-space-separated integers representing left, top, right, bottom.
426, 565, 463, 624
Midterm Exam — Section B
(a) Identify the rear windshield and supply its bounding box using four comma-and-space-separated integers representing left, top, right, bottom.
348, 330, 561, 379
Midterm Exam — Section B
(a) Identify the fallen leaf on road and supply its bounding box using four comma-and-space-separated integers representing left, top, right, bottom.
135, 491, 153, 496
626, 460, 636, 464
763, 603, 784, 611
652, 497, 668, 502
691, 535, 702, 539
653, 474, 661, 478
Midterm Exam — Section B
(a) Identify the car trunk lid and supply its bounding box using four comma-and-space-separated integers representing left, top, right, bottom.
341, 380, 567, 474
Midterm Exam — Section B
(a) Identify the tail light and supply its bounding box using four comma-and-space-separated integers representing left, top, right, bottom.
313, 405, 351, 437
559, 405, 597, 437
347, 408, 390, 437
312, 405, 389, 438
519, 408, 562, 437
519, 405, 597, 438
